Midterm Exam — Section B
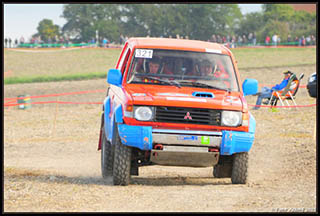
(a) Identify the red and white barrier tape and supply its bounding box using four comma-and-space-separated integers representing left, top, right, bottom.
248, 103, 316, 109
4, 88, 316, 108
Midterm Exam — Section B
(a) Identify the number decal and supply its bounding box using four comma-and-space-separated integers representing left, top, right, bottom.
135, 49, 153, 58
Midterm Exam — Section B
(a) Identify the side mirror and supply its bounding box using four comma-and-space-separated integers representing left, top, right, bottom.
107, 69, 122, 87
242, 78, 258, 96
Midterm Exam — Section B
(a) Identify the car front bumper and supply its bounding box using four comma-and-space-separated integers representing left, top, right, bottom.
117, 125, 255, 156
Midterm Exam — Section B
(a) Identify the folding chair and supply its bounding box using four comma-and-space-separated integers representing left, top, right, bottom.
268, 73, 304, 109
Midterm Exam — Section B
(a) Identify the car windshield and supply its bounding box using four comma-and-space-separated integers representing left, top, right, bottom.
127, 49, 239, 92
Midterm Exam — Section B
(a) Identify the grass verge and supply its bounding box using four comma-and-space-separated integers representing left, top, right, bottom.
4, 72, 107, 84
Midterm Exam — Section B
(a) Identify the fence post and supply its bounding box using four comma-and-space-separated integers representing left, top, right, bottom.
51, 96, 59, 137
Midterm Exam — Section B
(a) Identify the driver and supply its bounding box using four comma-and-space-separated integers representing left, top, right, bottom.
148, 57, 161, 74
143, 57, 161, 83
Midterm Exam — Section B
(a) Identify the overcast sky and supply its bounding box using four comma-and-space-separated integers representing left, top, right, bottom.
3, 4, 263, 40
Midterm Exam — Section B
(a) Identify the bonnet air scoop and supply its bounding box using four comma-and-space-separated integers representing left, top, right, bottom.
192, 92, 215, 98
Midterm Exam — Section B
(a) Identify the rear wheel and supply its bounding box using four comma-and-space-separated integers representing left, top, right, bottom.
113, 124, 132, 186
101, 127, 114, 178
231, 152, 249, 184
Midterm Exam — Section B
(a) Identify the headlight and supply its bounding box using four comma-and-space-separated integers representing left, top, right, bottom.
221, 111, 242, 126
134, 106, 154, 121
309, 75, 316, 83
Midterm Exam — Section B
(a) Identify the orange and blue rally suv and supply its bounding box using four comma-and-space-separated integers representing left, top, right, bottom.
98, 37, 259, 185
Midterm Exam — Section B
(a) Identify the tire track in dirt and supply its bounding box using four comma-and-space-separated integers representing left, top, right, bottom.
4, 66, 317, 212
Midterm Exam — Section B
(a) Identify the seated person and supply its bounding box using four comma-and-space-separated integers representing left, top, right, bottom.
162, 57, 174, 76
142, 57, 161, 83
253, 70, 294, 110
199, 59, 213, 76
213, 61, 230, 88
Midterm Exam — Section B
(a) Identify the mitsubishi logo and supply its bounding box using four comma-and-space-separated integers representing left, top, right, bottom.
184, 112, 192, 120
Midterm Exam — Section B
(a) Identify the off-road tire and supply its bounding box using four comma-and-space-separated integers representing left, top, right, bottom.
213, 156, 233, 178
101, 128, 114, 178
213, 164, 232, 178
231, 152, 249, 184
113, 125, 132, 186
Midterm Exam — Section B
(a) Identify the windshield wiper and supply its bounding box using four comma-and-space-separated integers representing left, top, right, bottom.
179, 81, 228, 91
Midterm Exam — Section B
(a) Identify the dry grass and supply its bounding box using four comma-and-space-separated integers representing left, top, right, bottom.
4, 47, 316, 80
3, 46, 317, 212
233, 47, 316, 69
4, 48, 121, 78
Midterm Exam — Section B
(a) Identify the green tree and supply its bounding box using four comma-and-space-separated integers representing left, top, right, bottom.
262, 4, 295, 22
235, 12, 263, 36
35, 19, 60, 43
259, 20, 290, 43
62, 4, 121, 43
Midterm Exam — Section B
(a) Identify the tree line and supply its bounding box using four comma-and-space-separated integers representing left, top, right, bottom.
32, 4, 316, 45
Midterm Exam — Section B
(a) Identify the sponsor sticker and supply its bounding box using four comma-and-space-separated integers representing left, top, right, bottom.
177, 135, 198, 141
135, 49, 153, 58
205, 48, 222, 54
201, 136, 210, 145
132, 93, 147, 96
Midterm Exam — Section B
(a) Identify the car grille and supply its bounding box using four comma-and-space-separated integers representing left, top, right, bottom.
155, 106, 221, 125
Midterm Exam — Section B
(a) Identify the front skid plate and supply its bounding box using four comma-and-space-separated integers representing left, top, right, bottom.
150, 150, 219, 167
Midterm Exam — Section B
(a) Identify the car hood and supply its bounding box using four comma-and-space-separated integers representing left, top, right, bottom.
125, 84, 244, 111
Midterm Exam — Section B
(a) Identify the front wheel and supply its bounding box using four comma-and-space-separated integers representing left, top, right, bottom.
231, 152, 249, 184
101, 127, 114, 178
113, 124, 132, 186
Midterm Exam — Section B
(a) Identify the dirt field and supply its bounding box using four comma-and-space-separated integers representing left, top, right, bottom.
3, 65, 317, 212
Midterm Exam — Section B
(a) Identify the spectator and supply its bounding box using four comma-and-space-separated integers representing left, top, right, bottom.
306, 35, 311, 46
217, 35, 222, 44
295, 36, 299, 45
8, 38, 12, 48
211, 34, 217, 43
120, 34, 124, 45
4, 38, 8, 48
242, 35, 247, 45
60, 37, 64, 44
252, 32, 256, 46
226, 35, 230, 43
102, 38, 109, 48
222, 36, 225, 43
248, 33, 253, 44
265, 35, 270, 45
19, 36, 25, 45
14, 39, 18, 48
272, 34, 277, 46
287, 34, 292, 45
311, 35, 316, 45
231, 35, 236, 48
301, 36, 306, 46
238, 35, 243, 46
253, 70, 293, 110
91, 38, 96, 47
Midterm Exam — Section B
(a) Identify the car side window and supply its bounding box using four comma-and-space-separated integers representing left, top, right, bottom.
122, 49, 131, 74
118, 47, 131, 74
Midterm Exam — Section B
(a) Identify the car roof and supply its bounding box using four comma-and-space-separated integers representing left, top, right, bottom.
127, 37, 231, 55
